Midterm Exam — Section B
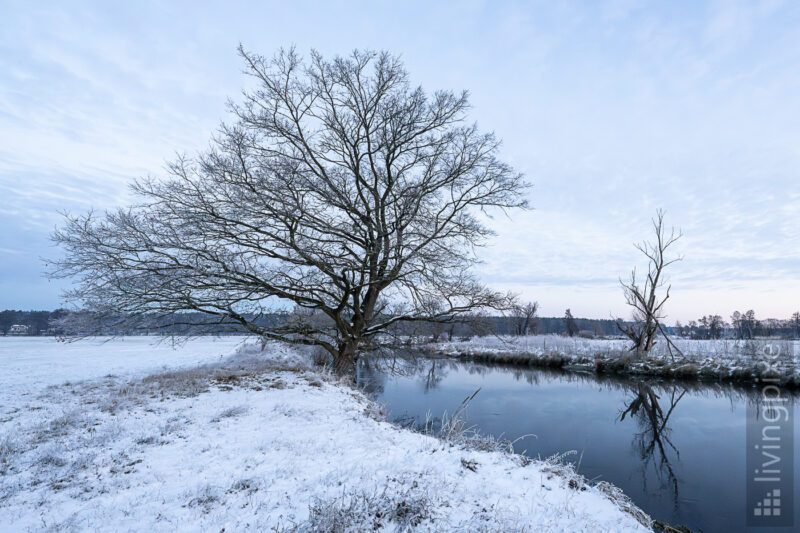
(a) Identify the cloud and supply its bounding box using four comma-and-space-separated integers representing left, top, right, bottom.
0, 0, 798, 319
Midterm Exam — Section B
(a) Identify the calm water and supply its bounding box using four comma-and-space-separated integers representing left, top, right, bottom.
357, 358, 800, 533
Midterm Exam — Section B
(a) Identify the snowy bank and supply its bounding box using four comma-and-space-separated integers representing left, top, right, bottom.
432, 335, 800, 387
0, 339, 650, 532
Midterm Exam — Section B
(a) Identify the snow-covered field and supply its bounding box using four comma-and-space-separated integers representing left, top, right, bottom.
0, 336, 247, 419
437, 334, 800, 360
0, 338, 649, 532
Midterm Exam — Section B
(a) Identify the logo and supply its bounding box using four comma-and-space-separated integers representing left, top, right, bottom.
753, 489, 781, 517
746, 342, 794, 527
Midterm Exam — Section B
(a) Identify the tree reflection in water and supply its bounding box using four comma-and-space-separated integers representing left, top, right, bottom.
356, 357, 800, 532
357, 353, 454, 396
619, 382, 686, 507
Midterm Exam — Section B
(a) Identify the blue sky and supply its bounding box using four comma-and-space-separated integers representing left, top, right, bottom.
1, 0, 799, 322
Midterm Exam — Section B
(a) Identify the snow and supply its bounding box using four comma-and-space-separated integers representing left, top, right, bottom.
0, 336, 246, 418
438, 334, 800, 360
436, 334, 800, 382
0, 338, 650, 532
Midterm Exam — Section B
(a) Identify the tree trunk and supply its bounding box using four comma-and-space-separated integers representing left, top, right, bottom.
333, 339, 358, 377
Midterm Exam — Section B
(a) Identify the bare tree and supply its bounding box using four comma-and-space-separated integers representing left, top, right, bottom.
730, 311, 743, 339
744, 309, 759, 338
619, 383, 686, 504
50, 48, 528, 375
698, 314, 724, 339
510, 301, 538, 336
460, 310, 493, 339
564, 308, 578, 337
732, 309, 758, 339
616, 210, 683, 358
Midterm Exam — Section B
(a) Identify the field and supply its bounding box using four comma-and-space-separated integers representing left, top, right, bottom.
0, 337, 245, 418
437, 334, 800, 358
0, 336, 652, 532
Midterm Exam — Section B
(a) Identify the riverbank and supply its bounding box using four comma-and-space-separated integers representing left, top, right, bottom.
0, 339, 650, 531
430, 335, 800, 387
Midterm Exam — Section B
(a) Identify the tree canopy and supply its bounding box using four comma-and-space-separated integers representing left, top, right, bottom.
51, 47, 529, 373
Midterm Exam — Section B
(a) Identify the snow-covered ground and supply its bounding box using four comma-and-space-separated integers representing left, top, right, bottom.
0, 338, 649, 532
0, 336, 246, 419
434, 334, 800, 384
437, 334, 800, 360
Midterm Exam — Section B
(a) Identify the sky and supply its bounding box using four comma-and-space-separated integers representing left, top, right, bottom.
1, 0, 799, 322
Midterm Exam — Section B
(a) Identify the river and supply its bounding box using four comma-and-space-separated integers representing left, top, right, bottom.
357, 357, 800, 532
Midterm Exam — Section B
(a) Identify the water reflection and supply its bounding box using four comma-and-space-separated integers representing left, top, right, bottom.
620, 383, 685, 507
357, 355, 800, 532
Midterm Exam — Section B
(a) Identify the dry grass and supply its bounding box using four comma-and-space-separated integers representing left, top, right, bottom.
210, 405, 249, 423
595, 481, 652, 529
45, 350, 310, 417
410, 388, 534, 459
305, 485, 433, 532
185, 485, 222, 514
0, 435, 20, 475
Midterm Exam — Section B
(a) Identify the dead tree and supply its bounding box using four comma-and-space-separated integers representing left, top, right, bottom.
49, 47, 528, 375
510, 301, 538, 336
619, 383, 686, 504
617, 210, 683, 359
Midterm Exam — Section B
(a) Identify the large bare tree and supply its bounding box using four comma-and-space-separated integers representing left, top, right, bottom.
617, 210, 683, 359
50, 47, 528, 375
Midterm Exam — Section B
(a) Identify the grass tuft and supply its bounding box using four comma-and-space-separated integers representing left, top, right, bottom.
210, 405, 249, 423
306, 486, 432, 531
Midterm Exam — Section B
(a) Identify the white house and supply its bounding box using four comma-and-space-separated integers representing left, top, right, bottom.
8, 324, 29, 335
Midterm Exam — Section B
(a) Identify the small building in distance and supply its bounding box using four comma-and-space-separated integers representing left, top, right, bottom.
8, 324, 29, 335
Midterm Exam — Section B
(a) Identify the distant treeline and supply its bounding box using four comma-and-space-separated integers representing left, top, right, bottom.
0, 309, 265, 337
0, 309, 69, 336
0, 309, 621, 338
486, 316, 620, 336
672, 311, 800, 340
5, 308, 799, 340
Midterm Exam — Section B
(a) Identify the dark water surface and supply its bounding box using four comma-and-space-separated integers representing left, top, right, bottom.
357, 358, 800, 533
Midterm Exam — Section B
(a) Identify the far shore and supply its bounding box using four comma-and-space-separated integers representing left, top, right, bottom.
427, 334, 800, 388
